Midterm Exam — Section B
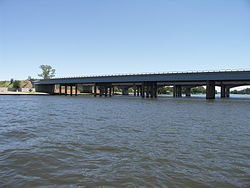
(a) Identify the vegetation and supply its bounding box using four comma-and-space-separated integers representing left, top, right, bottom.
191, 86, 206, 94
0, 79, 33, 88
0, 81, 12, 88
158, 86, 207, 94
38, 65, 55, 79
158, 87, 173, 94
12, 80, 21, 89
231, 88, 250, 94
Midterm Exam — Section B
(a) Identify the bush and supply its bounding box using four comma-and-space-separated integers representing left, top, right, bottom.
13, 80, 21, 89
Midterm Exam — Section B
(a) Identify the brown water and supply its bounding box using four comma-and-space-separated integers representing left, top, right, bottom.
0, 95, 250, 187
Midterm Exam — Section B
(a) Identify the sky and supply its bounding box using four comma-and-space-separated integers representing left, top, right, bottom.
0, 0, 250, 80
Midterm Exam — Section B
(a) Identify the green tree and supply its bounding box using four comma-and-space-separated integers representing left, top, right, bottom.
38, 65, 56, 79
13, 80, 21, 89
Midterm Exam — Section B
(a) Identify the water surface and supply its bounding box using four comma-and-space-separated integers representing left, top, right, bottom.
0, 95, 250, 187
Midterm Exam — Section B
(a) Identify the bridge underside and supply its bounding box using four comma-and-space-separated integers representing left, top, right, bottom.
34, 80, 250, 99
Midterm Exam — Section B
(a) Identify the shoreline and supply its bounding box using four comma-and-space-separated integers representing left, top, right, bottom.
0, 92, 49, 96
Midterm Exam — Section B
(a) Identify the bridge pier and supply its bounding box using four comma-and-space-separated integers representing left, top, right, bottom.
94, 84, 97, 97
65, 86, 68, 96
141, 82, 157, 98
141, 83, 145, 98
206, 81, 215, 99
153, 83, 158, 98
104, 87, 108, 97
70, 85, 73, 96
137, 86, 140, 96
146, 86, 149, 98
221, 84, 226, 98
185, 87, 191, 97
122, 88, 129, 95
59, 85, 62, 95
173, 85, 182, 97
225, 87, 230, 98
75, 85, 78, 96
109, 86, 112, 97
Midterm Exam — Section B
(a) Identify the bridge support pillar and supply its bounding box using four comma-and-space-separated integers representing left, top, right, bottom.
221, 85, 226, 98
225, 87, 230, 98
137, 86, 140, 96
141, 83, 145, 98
59, 85, 62, 95
150, 85, 154, 98
206, 81, 215, 99
133, 84, 136, 96
173, 85, 182, 97
221, 85, 230, 98
65, 86, 67, 96
122, 88, 129, 95
109, 86, 112, 97
149, 82, 157, 98
94, 84, 97, 97
70, 85, 73, 96
99, 86, 103, 97
104, 87, 108, 97
146, 86, 150, 98
153, 83, 158, 98
173, 86, 177, 97
75, 85, 78, 96
185, 87, 191, 97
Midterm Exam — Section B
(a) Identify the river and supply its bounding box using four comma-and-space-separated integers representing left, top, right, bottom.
0, 95, 250, 187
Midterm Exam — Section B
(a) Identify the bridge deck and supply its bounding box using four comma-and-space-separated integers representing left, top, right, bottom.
33, 71, 250, 85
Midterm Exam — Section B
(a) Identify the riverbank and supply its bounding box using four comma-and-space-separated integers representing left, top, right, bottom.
0, 91, 49, 95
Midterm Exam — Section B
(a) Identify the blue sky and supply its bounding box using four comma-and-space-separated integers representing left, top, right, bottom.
0, 0, 250, 80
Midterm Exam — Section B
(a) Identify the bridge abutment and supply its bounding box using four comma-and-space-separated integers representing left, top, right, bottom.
35, 84, 55, 94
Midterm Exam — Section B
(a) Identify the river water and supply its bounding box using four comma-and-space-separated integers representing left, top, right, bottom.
0, 95, 250, 187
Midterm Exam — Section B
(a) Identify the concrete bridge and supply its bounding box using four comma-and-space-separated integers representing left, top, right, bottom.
33, 70, 250, 99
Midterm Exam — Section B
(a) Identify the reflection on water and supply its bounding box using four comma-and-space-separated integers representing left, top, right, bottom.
0, 95, 250, 187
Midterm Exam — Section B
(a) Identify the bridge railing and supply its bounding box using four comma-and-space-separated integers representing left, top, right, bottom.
35, 69, 250, 81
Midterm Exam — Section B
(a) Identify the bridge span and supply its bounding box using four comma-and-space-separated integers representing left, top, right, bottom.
33, 70, 250, 99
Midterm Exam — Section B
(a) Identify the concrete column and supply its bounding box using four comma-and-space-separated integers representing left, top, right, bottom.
174, 85, 182, 97
104, 87, 108, 97
137, 86, 140, 96
153, 83, 158, 98
225, 87, 230, 98
70, 85, 73, 96
65, 86, 67, 96
221, 85, 226, 98
134, 85, 136, 96
94, 84, 97, 97
177, 86, 182, 97
122, 88, 129, 95
206, 81, 215, 99
99, 86, 103, 97
173, 85, 178, 97
59, 84, 62, 95
141, 84, 145, 98
112, 87, 115, 95
109, 87, 112, 97
185, 87, 191, 97
75, 85, 78, 96
149, 85, 153, 98
146, 86, 149, 98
